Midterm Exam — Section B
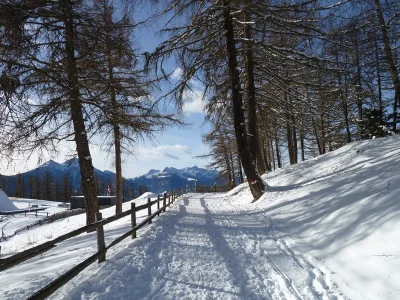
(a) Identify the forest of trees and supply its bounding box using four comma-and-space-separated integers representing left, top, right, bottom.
0, 171, 141, 203
1, 0, 399, 222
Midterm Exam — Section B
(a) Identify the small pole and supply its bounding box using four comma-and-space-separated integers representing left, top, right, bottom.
214, 183, 217, 192
36, 211, 37, 217
163, 192, 167, 212
96, 212, 106, 263
148, 198, 152, 224
157, 195, 160, 214
131, 203, 136, 239
195, 181, 199, 193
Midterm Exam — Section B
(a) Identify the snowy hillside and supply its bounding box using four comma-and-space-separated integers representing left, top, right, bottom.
1, 136, 399, 299
226, 135, 400, 300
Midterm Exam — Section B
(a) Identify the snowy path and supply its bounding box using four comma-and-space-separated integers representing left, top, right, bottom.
51, 194, 347, 300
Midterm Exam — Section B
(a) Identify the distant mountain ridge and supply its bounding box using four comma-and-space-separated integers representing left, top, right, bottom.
0, 159, 219, 200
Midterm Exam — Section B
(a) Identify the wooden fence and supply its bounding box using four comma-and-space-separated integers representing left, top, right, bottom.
0, 185, 232, 300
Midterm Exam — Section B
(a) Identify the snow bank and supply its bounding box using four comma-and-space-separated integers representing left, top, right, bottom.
251, 135, 400, 300
135, 192, 158, 199
0, 189, 18, 212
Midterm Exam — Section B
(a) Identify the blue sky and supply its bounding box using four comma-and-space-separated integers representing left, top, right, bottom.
0, 2, 212, 178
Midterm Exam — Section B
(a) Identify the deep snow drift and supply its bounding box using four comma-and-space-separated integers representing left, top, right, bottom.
1, 136, 399, 299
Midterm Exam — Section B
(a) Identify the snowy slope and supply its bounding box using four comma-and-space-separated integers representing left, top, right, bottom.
227, 135, 400, 300
1, 136, 399, 299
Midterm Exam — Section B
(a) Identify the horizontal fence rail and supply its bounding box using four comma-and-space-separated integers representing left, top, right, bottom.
0, 184, 233, 299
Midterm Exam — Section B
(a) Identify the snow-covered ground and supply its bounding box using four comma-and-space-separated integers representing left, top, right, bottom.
0, 198, 70, 238
1, 136, 399, 299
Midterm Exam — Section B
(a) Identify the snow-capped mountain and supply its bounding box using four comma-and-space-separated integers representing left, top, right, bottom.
128, 165, 219, 193
0, 159, 219, 199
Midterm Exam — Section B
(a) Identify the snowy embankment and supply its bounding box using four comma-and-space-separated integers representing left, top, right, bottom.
226, 135, 400, 300
1, 136, 400, 299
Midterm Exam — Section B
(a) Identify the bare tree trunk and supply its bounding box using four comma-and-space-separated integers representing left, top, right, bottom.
274, 136, 282, 168
292, 115, 298, 163
320, 113, 326, 154
374, 0, 400, 131
229, 150, 236, 187
374, 36, 383, 124
336, 53, 351, 143
270, 139, 276, 170
237, 156, 244, 184
353, 27, 363, 120
64, 1, 98, 225
286, 118, 294, 164
105, 33, 123, 215
300, 131, 305, 161
262, 137, 271, 171
223, 1, 264, 200
244, 9, 265, 175
225, 154, 233, 185
312, 115, 322, 155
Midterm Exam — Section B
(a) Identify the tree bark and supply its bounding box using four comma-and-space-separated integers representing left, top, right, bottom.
274, 136, 282, 168
374, 35, 383, 124
237, 156, 244, 184
229, 150, 236, 187
244, 10, 265, 175
270, 139, 276, 170
374, 0, 400, 131
104, 20, 123, 215
353, 27, 363, 120
312, 115, 322, 156
300, 131, 305, 161
336, 53, 351, 143
222, 2, 264, 200
63, 1, 98, 225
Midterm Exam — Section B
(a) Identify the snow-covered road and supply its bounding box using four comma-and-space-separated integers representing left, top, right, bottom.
51, 194, 347, 300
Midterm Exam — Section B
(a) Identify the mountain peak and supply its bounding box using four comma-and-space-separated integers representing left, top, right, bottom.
63, 158, 79, 168
147, 169, 161, 175
39, 159, 63, 169
160, 167, 179, 173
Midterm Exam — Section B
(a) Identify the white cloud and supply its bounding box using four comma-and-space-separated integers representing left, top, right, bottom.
182, 78, 207, 114
182, 90, 206, 114
170, 67, 183, 80
141, 144, 192, 161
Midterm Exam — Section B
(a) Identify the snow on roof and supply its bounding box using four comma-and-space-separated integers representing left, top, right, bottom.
0, 189, 19, 212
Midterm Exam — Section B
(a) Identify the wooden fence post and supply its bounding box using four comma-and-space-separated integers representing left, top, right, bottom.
148, 198, 152, 224
157, 195, 160, 215
163, 192, 167, 212
214, 183, 217, 192
195, 181, 198, 193
96, 213, 106, 263
131, 203, 136, 239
